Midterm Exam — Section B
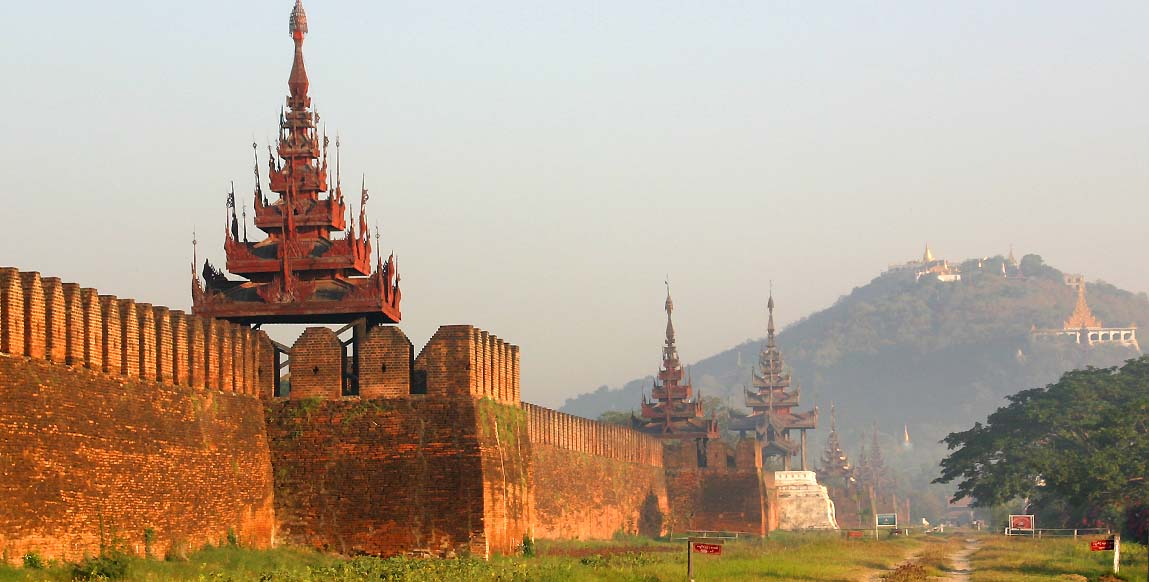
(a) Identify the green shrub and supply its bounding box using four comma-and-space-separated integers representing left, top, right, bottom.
521, 534, 535, 558
72, 552, 129, 580
22, 551, 44, 569
143, 528, 156, 560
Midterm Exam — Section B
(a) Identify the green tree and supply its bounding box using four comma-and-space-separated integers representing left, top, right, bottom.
597, 410, 634, 426
935, 357, 1149, 528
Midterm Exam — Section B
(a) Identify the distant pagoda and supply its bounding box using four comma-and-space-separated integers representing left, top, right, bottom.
817, 405, 853, 483
193, 0, 401, 325
632, 286, 719, 441
731, 292, 817, 470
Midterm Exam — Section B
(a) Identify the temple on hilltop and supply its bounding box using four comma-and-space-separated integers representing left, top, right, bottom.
731, 293, 818, 470
1032, 277, 1139, 350
914, 244, 961, 282
632, 286, 719, 444
1001, 245, 1022, 277
192, 0, 401, 325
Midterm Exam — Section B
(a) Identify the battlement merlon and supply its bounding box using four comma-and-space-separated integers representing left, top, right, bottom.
413, 325, 521, 405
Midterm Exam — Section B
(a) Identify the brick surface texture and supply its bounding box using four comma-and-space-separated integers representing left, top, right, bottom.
524, 403, 669, 539
663, 439, 767, 535
289, 327, 343, 399
0, 354, 275, 562
265, 396, 529, 558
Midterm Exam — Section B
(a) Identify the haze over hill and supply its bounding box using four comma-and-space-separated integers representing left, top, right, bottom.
560, 253, 1148, 474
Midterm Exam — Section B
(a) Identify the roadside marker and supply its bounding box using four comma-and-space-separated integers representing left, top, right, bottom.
687, 537, 725, 581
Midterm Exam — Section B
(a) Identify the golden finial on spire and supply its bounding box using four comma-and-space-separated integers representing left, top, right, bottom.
923, 243, 935, 263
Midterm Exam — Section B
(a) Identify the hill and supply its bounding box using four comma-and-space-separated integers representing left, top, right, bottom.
560, 254, 1148, 478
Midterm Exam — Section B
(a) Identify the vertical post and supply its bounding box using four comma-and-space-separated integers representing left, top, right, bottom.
354, 319, 365, 396
869, 485, 878, 539
272, 348, 283, 397
687, 539, 694, 582
801, 430, 808, 471
1111, 534, 1119, 575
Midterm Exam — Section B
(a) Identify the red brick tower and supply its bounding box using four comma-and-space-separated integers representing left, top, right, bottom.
193, 0, 401, 325
632, 285, 719, 441
731, 292, 818, 470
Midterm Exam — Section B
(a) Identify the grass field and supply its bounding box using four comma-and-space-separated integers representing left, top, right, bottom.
0, 531, 1141, 581
970, 535, 1147, 582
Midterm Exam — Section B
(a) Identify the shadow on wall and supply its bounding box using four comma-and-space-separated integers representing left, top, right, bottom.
639, 492, 663, 538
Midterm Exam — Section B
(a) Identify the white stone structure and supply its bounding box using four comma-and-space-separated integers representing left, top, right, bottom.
763, 470, 838, 530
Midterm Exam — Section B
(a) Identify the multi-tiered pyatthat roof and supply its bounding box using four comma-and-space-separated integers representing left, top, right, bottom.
632, 287, 719, 440
731, 292, 818, 470
193, 0, 401, 324
817, 404, 854, 483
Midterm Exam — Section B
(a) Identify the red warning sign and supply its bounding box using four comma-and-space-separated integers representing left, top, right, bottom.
692, 542, 723, 555
1090, 539, 1115, 552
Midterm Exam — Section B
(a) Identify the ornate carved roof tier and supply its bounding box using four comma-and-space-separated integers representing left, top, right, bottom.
632, 285, 718, 440
193, 1, 402, 325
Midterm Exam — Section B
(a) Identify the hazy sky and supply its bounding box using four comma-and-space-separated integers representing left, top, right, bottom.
2, 1, 1145, 408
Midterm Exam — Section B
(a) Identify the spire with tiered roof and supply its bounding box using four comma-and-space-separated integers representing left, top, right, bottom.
633, 283, 718, 440
818, 404, 853, 481
193, 0, 402, 324
731, 289, 819, 470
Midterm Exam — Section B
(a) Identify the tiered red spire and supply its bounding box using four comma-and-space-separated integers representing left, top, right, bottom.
731, 290, 818, 470
193, 0, 401, 324
633, 284, 718, 440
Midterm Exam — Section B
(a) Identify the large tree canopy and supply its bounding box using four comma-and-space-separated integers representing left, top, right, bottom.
935, 357, 1149, 519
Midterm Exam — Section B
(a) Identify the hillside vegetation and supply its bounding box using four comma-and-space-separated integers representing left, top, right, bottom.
561, 254, 1148, 487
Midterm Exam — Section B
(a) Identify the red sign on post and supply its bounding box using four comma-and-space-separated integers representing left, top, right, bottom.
1009, 514, 1035, 531
692, 542, 723, 555
1091, 539, 1115, 551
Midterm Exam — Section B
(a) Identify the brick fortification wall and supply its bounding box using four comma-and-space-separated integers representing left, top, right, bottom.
523, 404, 668, 539
663, 438, 766, 535
268, 325, 531, 558
0, 267, 276, 563
0, 262, 762, 559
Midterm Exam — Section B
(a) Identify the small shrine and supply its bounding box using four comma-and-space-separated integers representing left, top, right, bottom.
731, 292, 818, 470
632, 286, 719, 441
193, 0, 401, 325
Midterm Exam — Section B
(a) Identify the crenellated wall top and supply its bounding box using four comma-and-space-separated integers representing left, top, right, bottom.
0, 266, 272, 399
